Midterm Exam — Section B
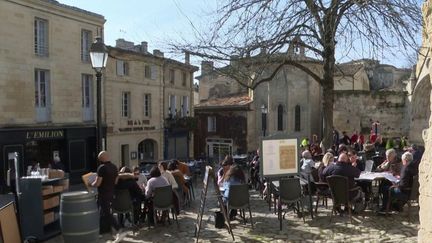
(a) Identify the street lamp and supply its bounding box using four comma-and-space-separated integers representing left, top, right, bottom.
261, 104, 268, 137
90, 37, 108, 153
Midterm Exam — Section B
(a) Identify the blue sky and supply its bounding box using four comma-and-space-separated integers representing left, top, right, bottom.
60, 0, 421, 72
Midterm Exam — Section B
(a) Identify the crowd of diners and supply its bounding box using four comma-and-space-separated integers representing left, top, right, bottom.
89, 151, 192, 242
299, 128, 423, 214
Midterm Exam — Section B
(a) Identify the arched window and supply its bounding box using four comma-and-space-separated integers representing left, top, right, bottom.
277, 104, 283, 131
295, 105, 301, 131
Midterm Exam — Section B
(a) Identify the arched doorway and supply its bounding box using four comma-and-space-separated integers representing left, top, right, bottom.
410, 75, 431, 145
138, 139, 158, 162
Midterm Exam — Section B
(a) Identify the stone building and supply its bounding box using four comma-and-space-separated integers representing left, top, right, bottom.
105, 39, 198, 167
414, 1, 432, 240
0, 0, 105, 183
195, 46, 322, 160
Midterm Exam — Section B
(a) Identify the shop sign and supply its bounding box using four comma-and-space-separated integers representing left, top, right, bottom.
127, 120, 150, 126
118, 126, 155, 132
26, 130, 64, 140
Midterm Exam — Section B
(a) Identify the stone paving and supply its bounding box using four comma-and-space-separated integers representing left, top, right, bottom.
47, 182, 419, 243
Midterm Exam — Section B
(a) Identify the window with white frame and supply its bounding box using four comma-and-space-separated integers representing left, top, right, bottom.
208, 116, 216, 132
181, 96, 189, 117
144, 94, 151, 117
116, 60, 129, 76
168, 95, 176, 116
34, 18, 48, 56
121, 92, 131, 118
34, 69, 50, 107
169, 69, 175, 84
81, 29, 92, 62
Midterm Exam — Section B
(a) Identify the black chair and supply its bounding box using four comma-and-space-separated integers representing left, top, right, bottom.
112, 189, 135, 228
227, 184, 253, 228
153, 185, 178, 227
314, 182, 331, 216
278, 177, 305, 230
326, 175, 360, 223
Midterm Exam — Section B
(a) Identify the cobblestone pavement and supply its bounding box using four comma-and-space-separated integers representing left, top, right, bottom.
47, 182, 419, 243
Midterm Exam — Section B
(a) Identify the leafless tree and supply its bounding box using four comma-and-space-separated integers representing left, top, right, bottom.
173, 0, 421, 148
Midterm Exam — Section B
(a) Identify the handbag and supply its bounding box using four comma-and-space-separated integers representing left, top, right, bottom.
214, 211, 225, 228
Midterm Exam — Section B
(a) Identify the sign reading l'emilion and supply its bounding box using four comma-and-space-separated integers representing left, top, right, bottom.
26, 130, 64, 140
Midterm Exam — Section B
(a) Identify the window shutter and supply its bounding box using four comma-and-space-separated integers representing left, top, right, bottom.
117, 61, 124, 76
151, 65, 157, 80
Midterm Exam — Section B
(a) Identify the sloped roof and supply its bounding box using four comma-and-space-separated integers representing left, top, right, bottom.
42, 0, 104, 18
195, 93, 252, 110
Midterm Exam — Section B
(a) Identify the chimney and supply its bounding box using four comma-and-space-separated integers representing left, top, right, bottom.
201, 61, 213, 75
185, 51, 190, 64
140, 41, 148, 53
115, 38, 134, 50
153, 49, 164, 57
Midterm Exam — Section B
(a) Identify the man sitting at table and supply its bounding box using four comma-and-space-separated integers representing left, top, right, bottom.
322, 152, 363, 213
379, 151, 418, 213
376, 148, 402, 176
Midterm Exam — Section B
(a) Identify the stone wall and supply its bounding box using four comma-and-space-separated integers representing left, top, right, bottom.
333, 90, 409, 137
418, 1, 432, 241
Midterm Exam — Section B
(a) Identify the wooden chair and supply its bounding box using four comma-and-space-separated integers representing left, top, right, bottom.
278, 177, 305, 230
227, 184, 253, 228
314, 182, 330, 216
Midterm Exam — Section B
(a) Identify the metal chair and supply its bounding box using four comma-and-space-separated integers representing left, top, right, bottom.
278, 177, 305, 230
327, 175, 364, 223
112, 189, 135, 227
314, 182, 330, 215
227, 184, 253, 228
153, 185, 179, 227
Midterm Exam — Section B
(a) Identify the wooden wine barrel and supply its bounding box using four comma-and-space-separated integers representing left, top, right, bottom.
60, 191, 99, 243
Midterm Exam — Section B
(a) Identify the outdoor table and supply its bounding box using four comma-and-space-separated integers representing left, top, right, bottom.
355, 172, 399, 210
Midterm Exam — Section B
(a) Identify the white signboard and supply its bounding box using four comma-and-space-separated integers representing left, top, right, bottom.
262, 138, 298, 177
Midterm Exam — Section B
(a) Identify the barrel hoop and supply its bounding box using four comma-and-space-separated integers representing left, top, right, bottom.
62, 228, 99, 236
60, 209, 98, 216
61, 198, 95, 203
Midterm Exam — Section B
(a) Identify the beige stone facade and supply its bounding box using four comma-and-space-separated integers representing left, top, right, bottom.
416, 1, 432, 241
0, 0, 105, 182
105, 40, 197, 167
0, 0, 104, 125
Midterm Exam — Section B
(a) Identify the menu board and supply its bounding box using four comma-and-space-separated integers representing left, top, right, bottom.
262, 138, 298, 177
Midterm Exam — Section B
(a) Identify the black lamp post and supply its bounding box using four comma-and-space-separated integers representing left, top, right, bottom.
261, 104, 268, 137
89, 37, 108, 153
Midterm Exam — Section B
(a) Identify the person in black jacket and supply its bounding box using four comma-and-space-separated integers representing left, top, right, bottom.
117, 166, 145, 225
380, 151, 418, 213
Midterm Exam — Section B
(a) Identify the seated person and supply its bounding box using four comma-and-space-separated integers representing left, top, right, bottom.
380, 151, 418, 213
158, 161, 178, 190
132, 166, 147, 191
376, 148, 402, 176
222, 165, 246, 220
144, 166, 170, 224
348, 149, 364, 171
300, 150, 315, 182
322, 153, 362, 202
116, 166, 144, 225
318, 152, 334, 182
167, 162, 189, 194
175, 160, 191, 176
217, 157, 233, 187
